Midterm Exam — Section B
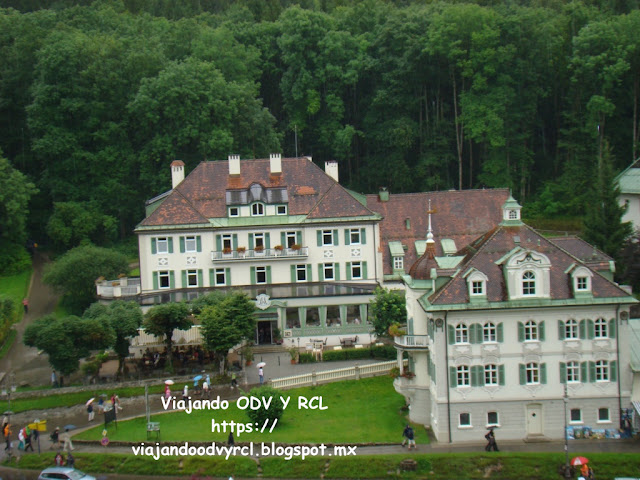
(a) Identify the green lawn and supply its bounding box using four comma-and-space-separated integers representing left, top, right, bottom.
8, 452, 640, 479
75, 376, 421, 444
0, 268, 31, 313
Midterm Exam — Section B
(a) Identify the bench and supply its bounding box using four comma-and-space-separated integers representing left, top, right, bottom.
340, 336, 358, 347
147, 422, 160, 441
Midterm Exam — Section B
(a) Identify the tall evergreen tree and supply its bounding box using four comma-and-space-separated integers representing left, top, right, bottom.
582, 143, 632, 259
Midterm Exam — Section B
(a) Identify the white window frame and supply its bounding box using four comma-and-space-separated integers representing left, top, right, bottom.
566, 361, 580, 383
185, 236, 197, 253
156, 237, 169, 254
455, 323, 469, 344
594, 318, 608, 338
457, 365, 470, 387
158, 270, 170, 289
256, 266, 267, 284
276, 205, 287, 215
487, 411, 499, 427
251, 202, 265, 216
565, 319, 579, 340
458, 412, 472, 428
483, 322, 497, 343
296, 264, 307, 282
595, 360, 609, 382
484, 364, 498, 386
214, 268, 226, 286
509, 210, 518, 219
522, 271, 536, 296
222, 234, 232, 250
186, 269, 198, 287
349, 228, 361, 245
526, 362, 540, 385
228, 207, 239, 217
597, 407, 610, 423
324, 263, 335, 280
322, 230, 334, 246
576, 276, 588, 291
570, 408, 582, 424
254, 232, 265, 249
524, 320, 538, 341
393, 257, 404, 270
351, 261, 362, 280
471, 280, 484, 295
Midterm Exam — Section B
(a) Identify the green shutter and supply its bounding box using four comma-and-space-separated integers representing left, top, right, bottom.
291, 265, 296, 283
168, 237, 174, 253
151, 238, 157, 254
209, 268, 215, 286
539, 320, 545, 341
196, 236, 202, 252
609, 319, 616, 339
249, 234, 254, 250
169, 271, 175, 288
362, 261, 368, 279
317, 230, 322, 246
559, 362, 566, 384
361, 228, 366, 245
281, 232, 286, 247
449, 367, 457, 387
197, 269, 203, 287
469, 324, 477, 344
265, 233, 271, 249
589, 361, 596, 382
266, 266, 272, 284
580, 362, 588, 383
225, 267, 231, 286
448, 324, 455, 345
587, 319, 595, 339
558, 321, 565, 340
232, 234, 238, 249
152, 271, 159, 290
497, 323, 504, 343
519, 364, 526, 385
250, 267, 256, 285
498, 365, 505, 386
541, 363, 547, 384
333, 229, 339, 246
610, 360, 617, 382
296, 231, 302, 245
345, 229, 351, 245
180, 237, 185, 253
471, 366, 479, 387
216, 235, 222, 251
181, 270, 187, 287
335, 263, 340, 280
579, 319, 586, 339
318, 264, 324, 281
346, 262, 352, 280
518, 322, 524, 342
306, 264, 312, 281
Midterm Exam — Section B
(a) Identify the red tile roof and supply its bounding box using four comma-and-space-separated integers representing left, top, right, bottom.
139, 157, 377, 227
366, 189, 510, 275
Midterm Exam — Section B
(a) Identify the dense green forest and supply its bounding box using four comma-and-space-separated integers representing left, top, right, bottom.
1, 0, 639, 267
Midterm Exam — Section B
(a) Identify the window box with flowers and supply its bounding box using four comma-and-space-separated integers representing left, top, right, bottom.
274, 245, 284, 255
291, 244, 302, 251
236, 246, 246, 257
222, 247, 233, 257
254, 245, 265, 256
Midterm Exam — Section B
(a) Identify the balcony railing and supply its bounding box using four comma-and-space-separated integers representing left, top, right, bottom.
96, 277, 141, 298
211, 247, 309, 261
394, 335, 429, 348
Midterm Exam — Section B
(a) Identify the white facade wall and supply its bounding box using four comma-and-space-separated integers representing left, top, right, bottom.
620, 193, 640, 233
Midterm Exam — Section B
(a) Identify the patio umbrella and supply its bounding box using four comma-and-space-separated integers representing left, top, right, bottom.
256, 362, 266, 368
85, 398, 95, 406
571, 456, 589, 466
164, 379, 174, 385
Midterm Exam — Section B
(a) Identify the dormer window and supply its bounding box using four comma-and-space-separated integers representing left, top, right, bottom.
393, 257, 404, 270
568, 265, 593, 295
522, 271, 536, 296
465, 269, 488, 300
229, 207, 239, 217
576, 277, 588, 291
472, 280, 484, 295
509, 210, 518, 220
251, 202, 265, 216
276, 205, 287, 215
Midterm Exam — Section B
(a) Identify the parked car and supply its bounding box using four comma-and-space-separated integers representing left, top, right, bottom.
38, 467, 96, 480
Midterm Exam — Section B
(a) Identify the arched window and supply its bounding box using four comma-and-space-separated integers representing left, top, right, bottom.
566, 361, 580, 383
483, 322, 496, 342
251, 202, 265, 216
594, 318, 608, 338
524, 320, 538, 341
522, 271, 536, 295
565, 319, 578, 339
455, 323, 468, 344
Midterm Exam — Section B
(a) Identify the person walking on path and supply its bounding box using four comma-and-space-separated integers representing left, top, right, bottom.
54, 452, 64, 466
485, 428, 499, 451
22, 298, 28, 314
258, 367, 264, 385
60, 428, 74, 452
87, 402, 94, 422
24, 427, 34, 452
231, 372, 237, 389
3, 422, 11, 452
49, 427, 60, 450
401, 425, 416, 449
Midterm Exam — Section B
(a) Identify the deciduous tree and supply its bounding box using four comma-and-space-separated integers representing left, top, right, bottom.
369, 287, 407, 338
143, 302, 191, 372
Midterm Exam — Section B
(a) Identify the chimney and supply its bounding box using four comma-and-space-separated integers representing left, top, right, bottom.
270, 153, 282, 175
379, 187, 389, 202
171, 160, 185, 188
228, 154, 240, 176
324, 160, 339, 183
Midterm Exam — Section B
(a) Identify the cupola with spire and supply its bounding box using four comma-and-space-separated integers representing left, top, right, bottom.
500, 194, 523, 225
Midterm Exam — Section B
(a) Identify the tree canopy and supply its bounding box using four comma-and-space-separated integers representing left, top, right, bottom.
369, 287, 407, 338
143, 302, 191, 372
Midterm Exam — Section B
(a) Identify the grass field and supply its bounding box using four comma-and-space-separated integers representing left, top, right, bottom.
75, 376, 421, 444
0, 268, 31, 314
8, 451, 640, 479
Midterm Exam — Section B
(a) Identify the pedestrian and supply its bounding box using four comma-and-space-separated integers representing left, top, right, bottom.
66, 452, 75, 467
228, 431, 234, 447
484, 428, 499, 451
54, 452, 64, 466
3, 422, 11, 451
206, 374, 211, 386
258, 367, 264, 385
22, 298, 28, 314
87, 402, 94, 422
114, 394, 122, 411
587, 466, 595, 480
401, 424, 416, 450
18, 426, 25, 450
61, 428, 74, 452
24, 426, 34, 452
202, 379, 209, 399
49, 427, 60, 449
51, 371, 58, 388
183, 384, 189, 401
231, 372, 237, 389
97, 397, 105, 413
165, 384, 171, 399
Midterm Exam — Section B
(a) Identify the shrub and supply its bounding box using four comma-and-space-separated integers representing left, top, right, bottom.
298, 353, 315, 363
245, 385, 285, 428
0, 242, 31, 275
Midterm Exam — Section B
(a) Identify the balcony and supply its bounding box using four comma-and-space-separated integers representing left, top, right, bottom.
211, 247, 309, 262
96, 277, 141, 299
394, 335, 429, 350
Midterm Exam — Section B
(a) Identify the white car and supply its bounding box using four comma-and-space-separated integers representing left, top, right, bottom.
38, 467, 96, 480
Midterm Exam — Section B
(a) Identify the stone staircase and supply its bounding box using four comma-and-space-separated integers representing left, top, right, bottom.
252, 344, 289, 354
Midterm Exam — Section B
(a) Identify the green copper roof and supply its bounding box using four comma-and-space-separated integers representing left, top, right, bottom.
617, 166, 640, 194
441, 239, 457, 255
415, 240, 427, 257
389, 241, 405, 256
435, 256, 464, 269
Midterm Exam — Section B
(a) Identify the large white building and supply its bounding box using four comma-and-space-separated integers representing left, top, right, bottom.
392, 197, 638, 442
617, 158, 640, 233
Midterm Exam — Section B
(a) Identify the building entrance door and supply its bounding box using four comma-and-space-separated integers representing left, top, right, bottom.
256, 320, 275, 345
526, 404, 543, 436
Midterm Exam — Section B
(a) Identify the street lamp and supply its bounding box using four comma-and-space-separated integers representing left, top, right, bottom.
561, 384, 572, 479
